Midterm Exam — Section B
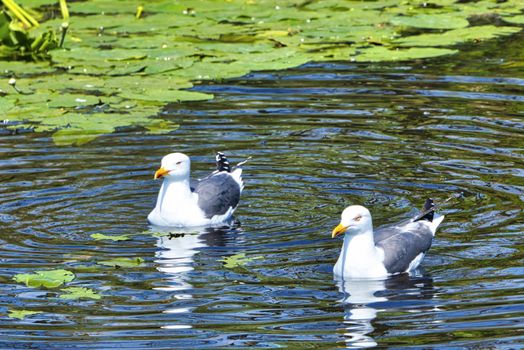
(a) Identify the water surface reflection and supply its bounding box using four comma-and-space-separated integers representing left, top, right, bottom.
337, 273, 437, 348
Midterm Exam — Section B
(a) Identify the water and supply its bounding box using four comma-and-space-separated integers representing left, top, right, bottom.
0, 34, 523, 348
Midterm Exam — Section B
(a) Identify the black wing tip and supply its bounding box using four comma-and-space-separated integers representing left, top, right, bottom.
415, 198, 435, 222
423, 198, 434, 211
215, 151, 232, 173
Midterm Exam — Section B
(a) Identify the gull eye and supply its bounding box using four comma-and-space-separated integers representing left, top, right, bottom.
354, 215, 362, 221
176, 161, 182, 165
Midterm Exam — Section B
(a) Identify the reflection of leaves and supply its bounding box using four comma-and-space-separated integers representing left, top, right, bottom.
59, 287, 101, 300
91, 233, 130, 241
13, 269, 75, 288
8, 309, 42, 320
98, 257, 145, 268
145, 120, 179, 134
221, 253, 263, 269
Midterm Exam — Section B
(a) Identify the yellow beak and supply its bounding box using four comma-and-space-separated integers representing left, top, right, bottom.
332, 223, 348, 238
154, 167, 170, 180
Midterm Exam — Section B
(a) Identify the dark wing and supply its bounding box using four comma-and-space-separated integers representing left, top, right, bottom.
215, 152, 232, 172
194, 172, 240, 218
375, 222, 434, 274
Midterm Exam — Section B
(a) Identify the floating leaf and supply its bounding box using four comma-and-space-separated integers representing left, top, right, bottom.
47, 94, 101, 108
13, 269, 75, 288
0, 61, 55, 75
391, 14, 469, 29
395, 26, 522, 47
118, 89, 213, 103
354, 46, 458, 62
503, 15, 524, 24
59, 287, 101, 300
98, 257, 145, 268
7, 309, 43, 320
1, 0, 522, 145
52, 47, 148, 62
91, 233, 131, 241
0, 98, 15, 114
220, 253, 263, 269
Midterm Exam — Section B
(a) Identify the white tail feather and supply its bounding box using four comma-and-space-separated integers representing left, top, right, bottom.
429, 214, 445, 235
231, 168, 244, 191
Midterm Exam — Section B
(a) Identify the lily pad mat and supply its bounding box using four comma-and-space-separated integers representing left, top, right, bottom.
1, 0, 523, 145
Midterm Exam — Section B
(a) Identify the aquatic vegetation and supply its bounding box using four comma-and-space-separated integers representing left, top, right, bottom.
13, 269, 75, 288
0, 10, 58, 55
7, 309, 42, 319
221, 253, 263, 269
98, 257, 145, 268
1, 0, 523, 144
59, 287, 101, 300
91, 233, 131, 241
0, 0, 66, 56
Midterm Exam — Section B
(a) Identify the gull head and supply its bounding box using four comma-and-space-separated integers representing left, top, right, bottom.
154, 153, 191, 180
332, 205, 372, 238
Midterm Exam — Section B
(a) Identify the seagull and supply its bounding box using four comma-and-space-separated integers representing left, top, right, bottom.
332, 199, 444, 278
148, 152, 245, 227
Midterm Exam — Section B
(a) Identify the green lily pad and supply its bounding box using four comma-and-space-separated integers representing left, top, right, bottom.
0, 61, 55, 75
395, 25, 522, 47
220, 253, 263, 269
118, 89, 213, 103
59, 287, 101, 300
503, 15, 524, 24
1, 0, 522, 146
26, 75, 106, 92
391, 13, 469, 29
354, 46, 458, 62
13, 269, 75, 288
47, 93, 100, 108
0, 98, 15, 114
7, 309, 43, 320
52, 47, 148, 62
91, 233, 131, 241
98, 257, 145, 268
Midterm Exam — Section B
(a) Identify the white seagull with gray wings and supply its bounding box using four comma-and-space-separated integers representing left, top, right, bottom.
148, 152, 245, 227
332, 199, 444, 278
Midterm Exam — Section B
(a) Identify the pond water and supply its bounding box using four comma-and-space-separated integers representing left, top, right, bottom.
1, 34, 523, 348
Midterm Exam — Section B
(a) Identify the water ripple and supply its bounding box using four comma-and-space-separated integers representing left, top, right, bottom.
0, 58, 522, 348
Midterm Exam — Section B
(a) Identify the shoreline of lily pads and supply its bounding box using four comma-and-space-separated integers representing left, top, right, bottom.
1, 0, 523, 145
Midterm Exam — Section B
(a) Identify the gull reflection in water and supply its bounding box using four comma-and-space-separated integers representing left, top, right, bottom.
336, 270, 435, 349
151, 224, 238, 329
